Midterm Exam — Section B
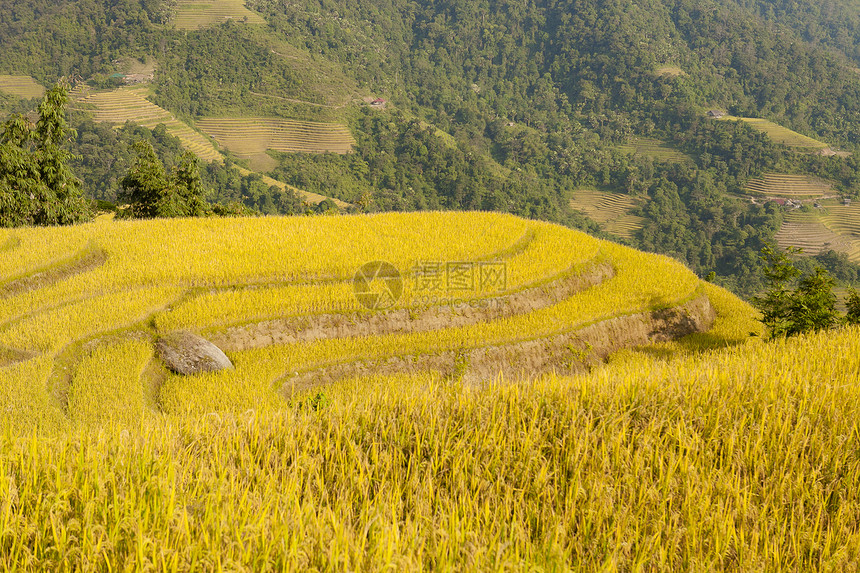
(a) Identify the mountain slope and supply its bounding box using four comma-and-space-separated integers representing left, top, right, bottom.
3, 0, 860, 295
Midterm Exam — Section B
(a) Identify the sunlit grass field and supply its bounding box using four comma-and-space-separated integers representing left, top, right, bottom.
1, 212, 709, 426
3, 212, 860, 570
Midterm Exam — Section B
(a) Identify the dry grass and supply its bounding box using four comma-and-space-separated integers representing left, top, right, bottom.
3, 319, 860, 569
0, 212, 703, 423
6, 213, 834, 570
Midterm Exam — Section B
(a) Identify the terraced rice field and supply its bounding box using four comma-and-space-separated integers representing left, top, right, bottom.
720, 116, 829, 149
196, 117, 355, 158
71, 87, 347, 206
71, 86, 222, 162
745, 173, 834, 198
0, 75, 45, 99
569, 189, 645, 240
172, 0, 266, 30
775, 209, 856, 258
772, 199, 860, 261
818, 202, 860, 261
0, 212, 719, 430
820, 204, 860, 236
617, 136, 691, 163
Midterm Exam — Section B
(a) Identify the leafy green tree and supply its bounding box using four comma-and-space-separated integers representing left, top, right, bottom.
846, 289, 860, 326
119, 140, 168, 218
171, 152, 208, 217
752, 246, 802, 338
754, 246, 841, 337
0, 83, 91, 227
785, 267, 839, 337
119, 140, 208, 218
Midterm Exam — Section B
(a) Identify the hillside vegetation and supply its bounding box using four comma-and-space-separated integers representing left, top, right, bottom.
6, 0, 860, 294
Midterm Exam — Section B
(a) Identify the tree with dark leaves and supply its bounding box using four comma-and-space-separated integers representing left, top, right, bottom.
0, 83, 91, 227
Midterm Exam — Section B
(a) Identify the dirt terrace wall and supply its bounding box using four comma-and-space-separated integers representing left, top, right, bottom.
279, 293, 716, 395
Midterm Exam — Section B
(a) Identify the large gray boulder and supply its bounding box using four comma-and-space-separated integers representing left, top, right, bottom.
156, 331, 233, 375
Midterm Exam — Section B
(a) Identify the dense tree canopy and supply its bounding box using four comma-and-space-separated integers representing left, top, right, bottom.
0, 84, 91, 227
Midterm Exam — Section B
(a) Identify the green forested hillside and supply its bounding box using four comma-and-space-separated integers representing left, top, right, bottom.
3, 0, 860, 295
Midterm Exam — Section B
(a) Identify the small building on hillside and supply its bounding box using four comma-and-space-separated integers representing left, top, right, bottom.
370, 98, 386, 107
707, 110, 725, 118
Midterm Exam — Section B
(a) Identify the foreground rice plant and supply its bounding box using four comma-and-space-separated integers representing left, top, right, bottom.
2, 325, 859, 570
